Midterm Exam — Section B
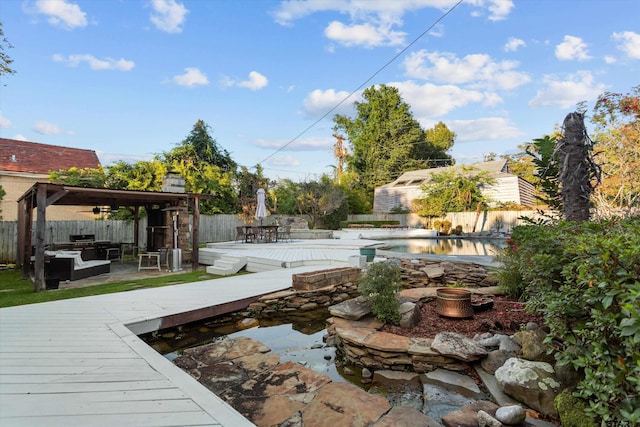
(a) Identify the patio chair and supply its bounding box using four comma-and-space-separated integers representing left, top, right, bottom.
236, 226, 251, 243
251, 226, 264, 243
277, 225, 292, 242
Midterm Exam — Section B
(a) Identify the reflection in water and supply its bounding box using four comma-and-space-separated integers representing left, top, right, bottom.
380, 238, 506, 256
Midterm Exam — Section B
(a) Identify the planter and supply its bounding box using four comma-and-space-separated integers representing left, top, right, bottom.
359, 247, 376, 262
435, 288, 473, 318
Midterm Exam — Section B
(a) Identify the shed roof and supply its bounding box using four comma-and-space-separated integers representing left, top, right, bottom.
0, 138, 101, 174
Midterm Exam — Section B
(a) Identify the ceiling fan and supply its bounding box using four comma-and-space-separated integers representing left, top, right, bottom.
78, 205, 120, 214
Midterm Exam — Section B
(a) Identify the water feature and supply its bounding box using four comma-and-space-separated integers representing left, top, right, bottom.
379, 237, 506, 256
142, 308, 346, 383
140, 300, 491, 423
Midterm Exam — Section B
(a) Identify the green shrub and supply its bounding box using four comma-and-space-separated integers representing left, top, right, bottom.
358, 261, 401, 325
495, 217, 640, 425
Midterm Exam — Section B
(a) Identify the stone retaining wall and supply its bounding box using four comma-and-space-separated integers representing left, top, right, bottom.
246, 267, 361, 315
398, 258, 497, 288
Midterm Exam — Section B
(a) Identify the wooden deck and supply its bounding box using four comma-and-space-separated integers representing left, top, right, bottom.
0, 266, 325, 427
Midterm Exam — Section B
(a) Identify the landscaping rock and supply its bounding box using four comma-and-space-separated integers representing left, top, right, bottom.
477, 410, 503, 427
423, 368, 481, 397
495, 357, 561, 417
495, 404, 526, 425
373, 405, 441, 427
441, 400, 499, 427
301, 382, 391, 426
481, 349, 513, 374
432, 332, 489, 362
398, 301, 420, 328
371, 370, 422, 394
513, 329, 553, 363
329, 296, 372, 320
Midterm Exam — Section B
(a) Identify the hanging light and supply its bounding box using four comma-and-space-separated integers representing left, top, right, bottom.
92, 207, 100, 215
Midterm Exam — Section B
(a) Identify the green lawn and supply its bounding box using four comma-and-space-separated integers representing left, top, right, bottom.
0, 268, 230, 308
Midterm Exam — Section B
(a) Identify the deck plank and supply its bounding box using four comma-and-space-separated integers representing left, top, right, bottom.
0, 266, 331, 426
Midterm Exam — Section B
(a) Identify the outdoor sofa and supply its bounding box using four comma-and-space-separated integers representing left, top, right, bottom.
45, 250, 111, 281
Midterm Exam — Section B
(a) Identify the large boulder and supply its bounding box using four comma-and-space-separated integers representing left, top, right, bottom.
495, 357, 561, 417
329, 296, 372, 320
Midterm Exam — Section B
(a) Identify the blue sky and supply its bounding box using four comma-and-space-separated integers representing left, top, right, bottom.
1, 0, 639, 182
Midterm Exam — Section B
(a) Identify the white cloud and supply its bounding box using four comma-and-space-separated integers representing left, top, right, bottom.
172, 67, 209, 87
238, 71, 269, 90
403, 50, 531, 90
555, 35, 592, 61
604, 55, 616, 64
612, 31, 640, 59
254, 136, 332, 152
267, 154, 301, 168
52, 54, 135, 71
12, 134, 28, 141
529, 71, 607, 109
485, 0, 514, 21
221, 71, 269, 91
447, 117, 524, 142
273, 0, 514, 27
0, 112, 11, 128
150, 0, 189, 33
504, 37, 525, 52
35, 0, 87, 30
392, 81, 498, 117
33, 121, 64, 135
302, 88, 358, 118
272, 1, 513, 47
324, 20, 406, 47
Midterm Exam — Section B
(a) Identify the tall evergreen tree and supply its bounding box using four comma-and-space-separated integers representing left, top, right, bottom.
333, 85, 431, 195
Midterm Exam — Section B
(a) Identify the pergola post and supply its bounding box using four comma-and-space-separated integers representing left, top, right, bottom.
34, 184, 47, 292
191, 195, 200, 269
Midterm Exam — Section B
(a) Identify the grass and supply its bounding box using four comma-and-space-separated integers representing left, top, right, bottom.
0, 268, 229, 308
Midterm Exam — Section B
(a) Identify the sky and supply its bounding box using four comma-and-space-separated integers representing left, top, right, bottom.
1, 0, 639, 183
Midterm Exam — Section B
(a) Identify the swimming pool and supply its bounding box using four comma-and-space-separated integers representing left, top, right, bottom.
378, 237, 506, 256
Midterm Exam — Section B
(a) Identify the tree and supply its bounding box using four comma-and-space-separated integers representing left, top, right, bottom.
422, 121, 455, 167
49, 167, 107, 188
295, 175, 346, 229
161, 120, 238, 214
163, 119, 236, 173
590, 87, 640, 218
272, 178, 301, 215
1, 22, 16, 79
105, 160, 166, 191
526, 135, 562, 210
412, 166, 494, 223
333, 84, 433, 199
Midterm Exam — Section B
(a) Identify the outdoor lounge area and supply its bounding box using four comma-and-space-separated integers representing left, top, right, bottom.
16, 182, 212, 291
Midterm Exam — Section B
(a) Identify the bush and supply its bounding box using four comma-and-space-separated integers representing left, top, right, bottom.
496, 217, 640, 425
358, 261, 401, 325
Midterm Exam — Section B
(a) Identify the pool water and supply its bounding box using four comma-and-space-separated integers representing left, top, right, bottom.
379, 238, 506, 256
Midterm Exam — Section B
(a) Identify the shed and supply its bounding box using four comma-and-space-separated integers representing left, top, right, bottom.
373, 160, 536, 213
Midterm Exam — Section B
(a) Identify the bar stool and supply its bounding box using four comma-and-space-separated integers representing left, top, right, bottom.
138, 251, 161, 271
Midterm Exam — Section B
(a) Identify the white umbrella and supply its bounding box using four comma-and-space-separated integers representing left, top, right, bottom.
255, 188, 267, 225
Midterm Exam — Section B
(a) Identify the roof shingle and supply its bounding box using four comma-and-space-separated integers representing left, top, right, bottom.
0, 138, 101, 174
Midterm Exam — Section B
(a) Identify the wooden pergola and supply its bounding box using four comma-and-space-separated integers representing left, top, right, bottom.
16, 182, 213, 291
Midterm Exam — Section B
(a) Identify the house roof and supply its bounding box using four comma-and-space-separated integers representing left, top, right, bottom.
382, 160, 511, 188
0, 138, 101, 174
